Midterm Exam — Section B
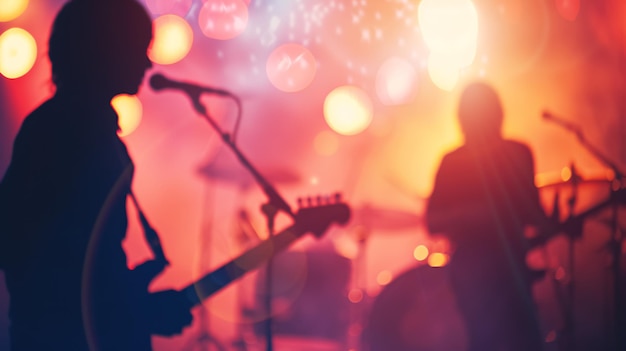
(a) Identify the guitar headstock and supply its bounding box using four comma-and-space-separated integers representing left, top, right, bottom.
294, 193, 351, 238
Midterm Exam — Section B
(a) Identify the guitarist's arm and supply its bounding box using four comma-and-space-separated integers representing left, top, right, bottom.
129, 259, 194, 337
130, 200, 351, 337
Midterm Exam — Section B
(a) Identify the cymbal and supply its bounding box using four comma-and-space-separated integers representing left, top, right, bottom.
352, 204, 422, 231
197, 150, 300, 188
538, 177, 616, 190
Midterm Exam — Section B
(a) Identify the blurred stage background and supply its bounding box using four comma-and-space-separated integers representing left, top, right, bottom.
1, 0, 625, 350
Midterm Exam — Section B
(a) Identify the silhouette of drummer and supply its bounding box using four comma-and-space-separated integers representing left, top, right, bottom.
0, 0, 192, 350
426, 82, 548, 351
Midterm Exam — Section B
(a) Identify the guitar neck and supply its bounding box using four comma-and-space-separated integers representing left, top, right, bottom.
181, 224, 304, 307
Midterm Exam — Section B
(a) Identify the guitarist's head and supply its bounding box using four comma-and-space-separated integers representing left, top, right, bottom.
457, 82, 504, 145
48, 0, 153, 101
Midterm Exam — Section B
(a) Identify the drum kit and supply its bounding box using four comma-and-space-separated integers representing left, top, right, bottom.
189, 141, 625, 351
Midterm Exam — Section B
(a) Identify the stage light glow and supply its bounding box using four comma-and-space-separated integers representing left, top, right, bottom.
0, 0, 28, 22
332, 234, 359, 260
555, 0, 580, 21
418, 0, 478, 61
375, 57, 417, 105
148, 14, 193, 65
413, 245, 429, 261
0, 27, 37, 79
418, 0, 478, 90
266, 43, 317, 93
427, 53, 460, 92
145, 0, 192, 16
323, 85, 373, 136
198, 0, 249, 40
313, 130, 339, 156
111, 94, 143, 137
427, 252, 449, 267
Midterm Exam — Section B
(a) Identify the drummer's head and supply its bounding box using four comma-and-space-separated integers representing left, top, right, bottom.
457, 82, 503, 144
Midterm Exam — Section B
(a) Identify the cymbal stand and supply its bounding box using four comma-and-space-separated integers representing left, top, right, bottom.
562, 163, 580, 351
540, 190, 573, 351
346, 225, 371, 350
182, 183, 226, 351
231, 209, 262, 351
606, 190, 624, 351
181, 88, 295, 351
551, 117, 625, 351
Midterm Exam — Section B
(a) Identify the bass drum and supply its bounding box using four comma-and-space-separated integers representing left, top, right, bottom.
361, 265, 468, 351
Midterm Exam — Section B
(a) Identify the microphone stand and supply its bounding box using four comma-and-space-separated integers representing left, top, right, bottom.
564, 163, 579, 351
547, 115, 625, 351
188, 94, 294, 351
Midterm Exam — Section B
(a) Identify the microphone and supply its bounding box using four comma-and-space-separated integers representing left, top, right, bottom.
541, 110, 580, 133
149, 73, 232, 97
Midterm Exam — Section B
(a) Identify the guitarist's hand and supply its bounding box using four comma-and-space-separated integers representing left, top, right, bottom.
145, 289, 193, 336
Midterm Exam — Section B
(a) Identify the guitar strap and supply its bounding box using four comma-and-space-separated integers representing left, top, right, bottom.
111, 120, 169, 266
128, 190, 170, 265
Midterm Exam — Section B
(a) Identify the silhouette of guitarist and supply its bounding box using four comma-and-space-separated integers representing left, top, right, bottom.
0, 1, 192, 349
426, 82, 549, 351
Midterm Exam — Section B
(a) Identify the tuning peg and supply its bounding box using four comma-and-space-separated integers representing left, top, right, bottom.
323, 194, 331, 204
316, 195, 323, 205
334, 193, 342, 203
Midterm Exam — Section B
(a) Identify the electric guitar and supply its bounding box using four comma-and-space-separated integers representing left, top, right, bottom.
181, 197, 351, 306
128, 195, 351, 340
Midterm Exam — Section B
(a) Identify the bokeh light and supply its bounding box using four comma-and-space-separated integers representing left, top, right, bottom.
145, 0, 192, 17
198, 0, 249, 40
560, 166, 572, 181
418, 0, 478, 91
375, 57, 418, 105
555, 0, 580, 21
413, 245, 429, 261
323, 85, 373, 136
426, 52, 460, 92
427, 252, 450, 267
266, 43, 317, 93
348, 288, 364, 303
418, 0, 478, 62
0, 0, 28, 22
376, 270, 393, 286
148, 14, 193, 65
111, 94, 143, 137
0, 27, 37, 79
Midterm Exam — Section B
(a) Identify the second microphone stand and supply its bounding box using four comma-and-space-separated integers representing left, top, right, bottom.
547, 113, 626, 351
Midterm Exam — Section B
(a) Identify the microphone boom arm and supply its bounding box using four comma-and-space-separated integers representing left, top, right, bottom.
544, 111, 626, 181
160, 82, 294, 220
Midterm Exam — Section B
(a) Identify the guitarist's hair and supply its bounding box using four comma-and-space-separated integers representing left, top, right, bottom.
48, 0, 152, 90
457, 82, 504, 142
